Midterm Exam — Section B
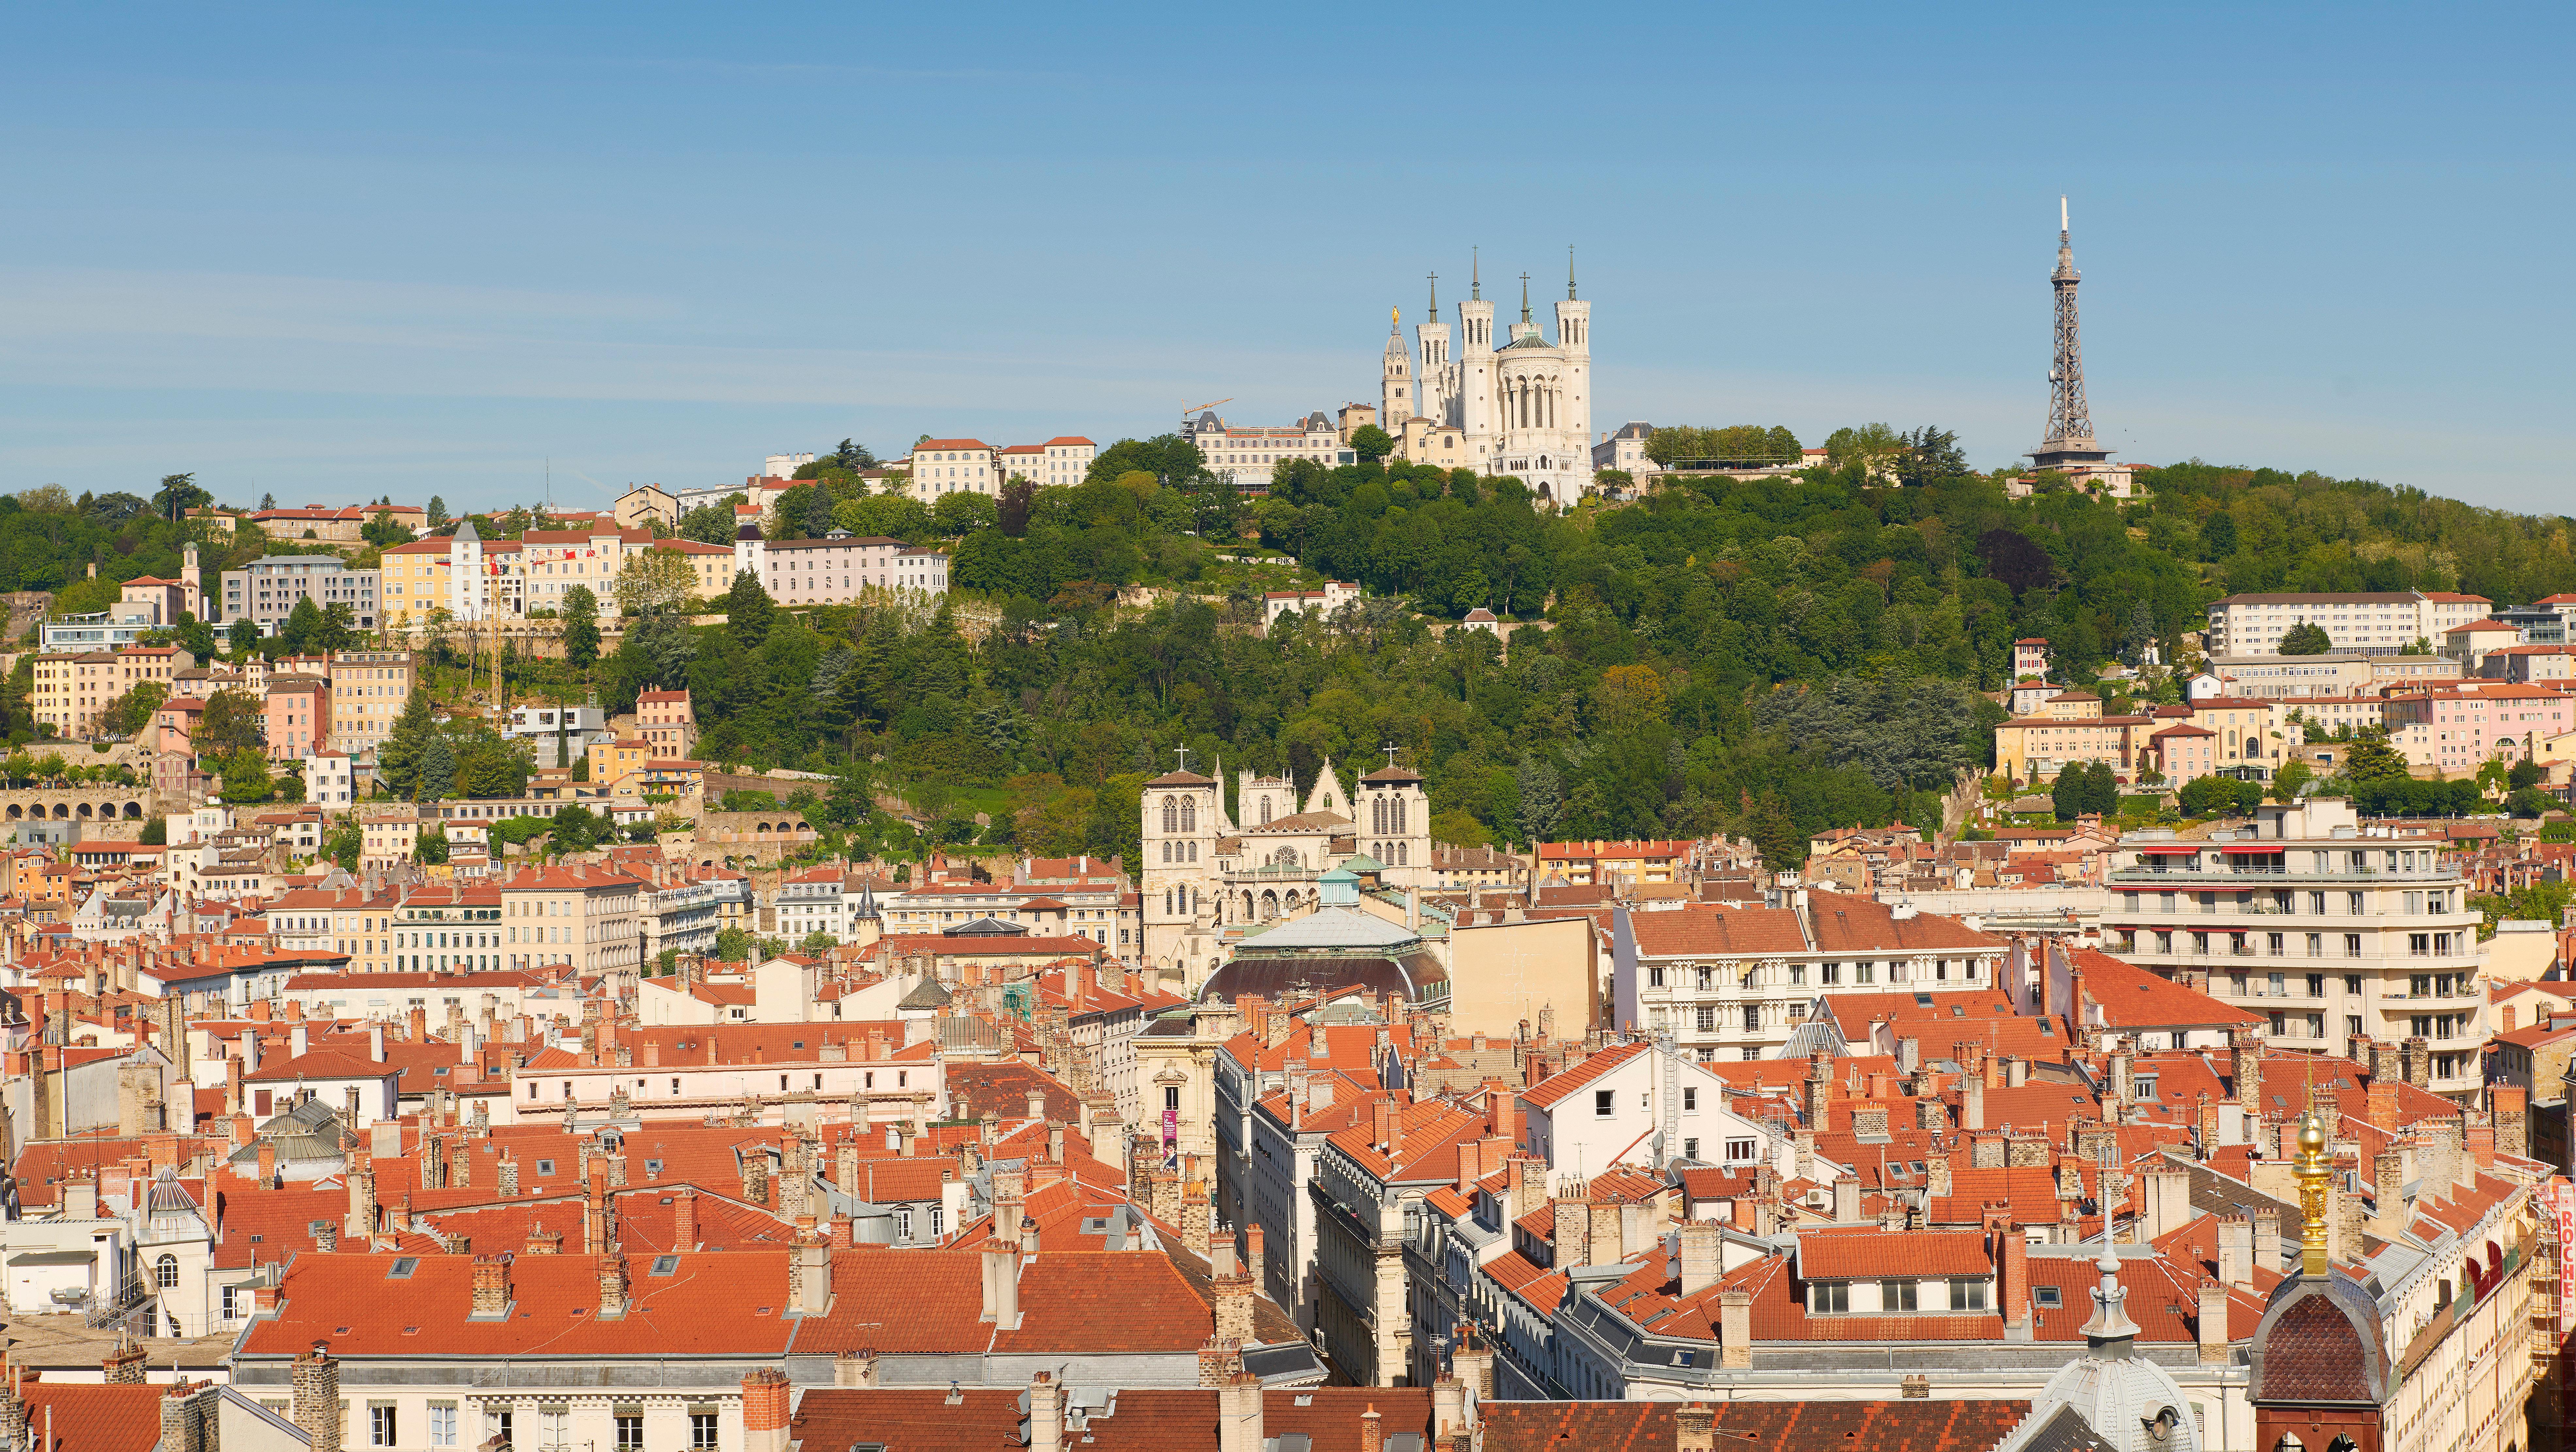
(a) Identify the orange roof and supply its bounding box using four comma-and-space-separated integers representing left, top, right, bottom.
1625, 904, 1807, 956
1799, 1227, 1991, 1278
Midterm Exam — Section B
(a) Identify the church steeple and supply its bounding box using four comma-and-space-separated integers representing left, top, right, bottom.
1568, 245, 1578, 301
1471, 247, 1480, 301
1427, 271, 1439, 321
1519, 272, 1532, 325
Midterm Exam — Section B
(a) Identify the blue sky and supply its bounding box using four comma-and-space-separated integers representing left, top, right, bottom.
3, 3, 2568, 516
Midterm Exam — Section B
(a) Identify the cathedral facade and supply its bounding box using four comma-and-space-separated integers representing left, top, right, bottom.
1381, 255, 1594, 502
1138, 756, 1431, 989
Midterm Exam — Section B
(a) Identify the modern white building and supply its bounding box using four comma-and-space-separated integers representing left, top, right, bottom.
2203, 590, 2493, 658
2101, 797, 2485, 1098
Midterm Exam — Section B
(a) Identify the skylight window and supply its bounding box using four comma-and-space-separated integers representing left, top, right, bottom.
649, 1255, 680, 1276
387, 1258, 418, 1279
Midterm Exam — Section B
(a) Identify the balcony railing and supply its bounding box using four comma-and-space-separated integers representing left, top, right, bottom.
2111, 866, 2459, 885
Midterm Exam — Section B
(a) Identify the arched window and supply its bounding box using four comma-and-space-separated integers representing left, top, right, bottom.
1160, 796, 1178, 834
1392, 796, 1406, 834
1258, 795, 1273, 825
156, 1253, 179, 1288
1180, 797, 1197, 833
1188, 841, 1198, 863
1160, 842, 1171, 864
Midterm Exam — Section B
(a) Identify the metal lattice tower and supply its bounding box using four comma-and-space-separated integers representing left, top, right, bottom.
2043, 196, 2095, 447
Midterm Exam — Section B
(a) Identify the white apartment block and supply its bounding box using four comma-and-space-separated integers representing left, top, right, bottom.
1610, 894, 2006, 1062
997, 437, 1097, 489
2102, 798, 2484, 1099
1183, 411, 1355, 488
2204, 590, 2492, 658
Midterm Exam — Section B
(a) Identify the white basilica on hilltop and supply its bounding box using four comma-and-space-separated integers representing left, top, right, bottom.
1379, 250, 1595, 502
1136, 752, 1432, 989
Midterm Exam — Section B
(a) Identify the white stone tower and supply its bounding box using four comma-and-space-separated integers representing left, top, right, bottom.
1380, 308, 1413, 429
1415, 273, 1452, 428
1140, 753, 1224, 988
1554, 247, 1592, 454
1456, 251, 1497, 452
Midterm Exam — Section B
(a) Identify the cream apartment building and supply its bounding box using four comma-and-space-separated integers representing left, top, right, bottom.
325, 652, 415, 758
500, 863, 645, 976
2103, 797, 2484, 1099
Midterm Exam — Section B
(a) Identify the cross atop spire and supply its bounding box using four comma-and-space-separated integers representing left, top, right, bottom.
1471, 247, 1480, 301
1172, 744, 1192, 774
1567, 245, 1577, 301
1426, 271, 1438, 320
1519, 273, 1531, 324
1383, 743, 1402, 771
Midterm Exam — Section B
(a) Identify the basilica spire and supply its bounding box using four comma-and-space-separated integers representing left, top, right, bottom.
1519, 272, 1531, 324
1471, 247, 1480, 301
1568, 245, 1578, 301
1427, 271, 1439, 320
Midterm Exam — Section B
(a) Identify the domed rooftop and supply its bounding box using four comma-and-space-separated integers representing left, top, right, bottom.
1995, 1248, 2201, 1452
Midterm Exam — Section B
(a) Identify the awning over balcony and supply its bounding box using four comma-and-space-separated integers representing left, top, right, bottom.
2219, 843, 2286, 855
2137, 844, 2200, 855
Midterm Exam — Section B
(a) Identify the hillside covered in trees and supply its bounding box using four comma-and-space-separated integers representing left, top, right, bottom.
17, 433, 2572, 869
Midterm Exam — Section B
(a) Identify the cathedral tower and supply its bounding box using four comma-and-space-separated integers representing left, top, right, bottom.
1140, 754, 1223, 988
1554, 247, 1592, 453
1380, 309, 1413, 428
1456, 251, 1497, 450
1359, 755, 1432, 884
1415, 273, 1452, 427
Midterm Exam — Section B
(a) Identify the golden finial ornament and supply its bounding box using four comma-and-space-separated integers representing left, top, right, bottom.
2294, 1106, 2331, 1277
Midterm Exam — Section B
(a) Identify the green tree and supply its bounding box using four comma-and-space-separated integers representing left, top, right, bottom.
417, 734, 456, 801
228, 617, 262, 656
151, 473, 212, 522
2340, 730, 2412, 783
2509, 757, 2544, 791
218, 747, 273, 804
362, 507, 417, 548
561, 585, 601, 667
196, 690, 267, 757
1349, 425, 1396, 462
725, 570, 776, 648
677, 501, 742, 545
426, 495, 450, 530
2202, 511, 2239, 558
2271, 759, 2315, 803
615, 548, 699, 614
931, 491, 998, 536
1823, 423, 1905, 478
140, 815, 167, 845
100, 682, 168, 738
714, 926, 755, 962
2278, 622, 2332, 655
277, 596, 327, 654
415, 827, 450, 864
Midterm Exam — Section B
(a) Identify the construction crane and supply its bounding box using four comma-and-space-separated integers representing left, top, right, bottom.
1180, 396, 1232, 419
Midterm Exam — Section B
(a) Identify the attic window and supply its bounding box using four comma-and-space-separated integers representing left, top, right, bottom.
793, 1041, 805, 1049
649, 1255, 680, 1277
1913, 993, 1933, 1007
2035, 1286, 2063, 1308
387, 1258, 418, 1279
1951, 1006, 1964, 1018
433, 1067, 449, 1075
537, 1160, 556, 1176
2038, 1022, 2054, 1036
646, 1160, 664, 1177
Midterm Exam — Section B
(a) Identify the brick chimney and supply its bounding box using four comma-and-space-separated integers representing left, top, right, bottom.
2493, 1084, 2529, 1159
1360, 1403, 1385, 1452
293, 1342, 342, 1452
741, 1367, 791, 1452
597, 1251, 629, 1319
2000, 1229, 2029, 1331
471, 1255, 511, 1317
102, 1336, 147, 1384
1675, 1404, 1715, 1452
1213, 1247, 1255, 1346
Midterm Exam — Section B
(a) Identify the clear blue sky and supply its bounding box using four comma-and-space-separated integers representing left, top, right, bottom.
4, 3, 2568, 516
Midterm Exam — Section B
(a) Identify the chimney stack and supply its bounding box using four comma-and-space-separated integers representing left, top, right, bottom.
741, 1367, 791, 1452
471, 1256, 511, 1317
293, 1342, 343, 1452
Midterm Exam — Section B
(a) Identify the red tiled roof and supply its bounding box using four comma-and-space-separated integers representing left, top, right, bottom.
1798, 1227, 1991, 1279
1624, 905, 1806, 956
1481, 1399, 2028, 1452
